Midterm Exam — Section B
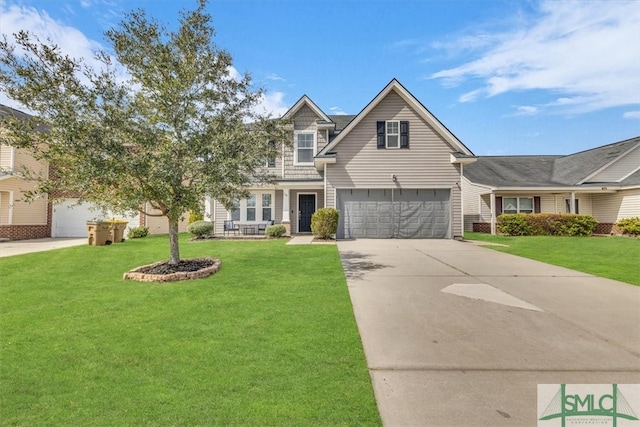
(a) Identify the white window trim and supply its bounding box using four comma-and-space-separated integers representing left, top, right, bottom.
386, 120, 400, 149
503, 197, 534, 214
228, 191, 275, 223
294, 131, 316, 165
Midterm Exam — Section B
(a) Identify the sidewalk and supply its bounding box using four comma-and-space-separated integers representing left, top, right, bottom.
0, 238, 86, 258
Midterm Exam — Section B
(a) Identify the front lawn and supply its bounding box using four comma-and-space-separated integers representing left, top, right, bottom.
0, 236, 381, 426
464, 232, 640, 286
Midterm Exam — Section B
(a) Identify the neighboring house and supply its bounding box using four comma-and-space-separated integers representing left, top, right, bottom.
206, 79, 477, 239
0, 104, 187, 240
463, 136, 640, 234
0, 105, 51, 240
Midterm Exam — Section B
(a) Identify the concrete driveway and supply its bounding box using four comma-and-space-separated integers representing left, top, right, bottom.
0, 238, 86, 257
338, 239, 640, 427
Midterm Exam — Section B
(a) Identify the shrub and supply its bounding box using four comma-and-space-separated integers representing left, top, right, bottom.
127, 226, 149, 239
616, 217, 640, 236
265, 224, 287, 238
187, 220, 214, 237
497, 214, 531, 236
188, 210, 204, 224
311, 208, 339, 239
497, 213, 597, 236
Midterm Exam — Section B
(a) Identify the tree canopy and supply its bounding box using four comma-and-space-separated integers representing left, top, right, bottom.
0, 0, 290, 264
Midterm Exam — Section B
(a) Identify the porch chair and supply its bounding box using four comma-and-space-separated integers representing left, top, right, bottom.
258, 220, 275, 234
223, 220, 240, 236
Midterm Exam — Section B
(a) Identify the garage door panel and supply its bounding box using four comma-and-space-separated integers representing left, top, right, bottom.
52, 199, 139, 238
337, 189, 450, 239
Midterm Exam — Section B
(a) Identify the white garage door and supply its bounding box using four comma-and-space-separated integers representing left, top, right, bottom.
336, 189, 451, 239
52, 199, 139, 237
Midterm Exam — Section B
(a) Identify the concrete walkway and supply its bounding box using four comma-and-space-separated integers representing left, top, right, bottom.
0, 238, 86, 258
337, 239, 640, 427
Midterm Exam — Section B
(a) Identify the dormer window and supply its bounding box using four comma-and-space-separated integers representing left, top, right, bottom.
295, 131, 315, 165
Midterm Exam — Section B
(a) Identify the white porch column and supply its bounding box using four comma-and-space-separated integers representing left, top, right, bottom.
204, 195, 213, 221
282, 188, 291, 236
490, 192, 496, 235
570, 192, 576, 214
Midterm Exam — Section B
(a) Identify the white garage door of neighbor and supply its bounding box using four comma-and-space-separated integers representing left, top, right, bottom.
336, 188, 451, 239
51, 199, 139, 238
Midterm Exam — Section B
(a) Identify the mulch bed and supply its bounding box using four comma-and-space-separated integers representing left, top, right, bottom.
124, 257, 221, 283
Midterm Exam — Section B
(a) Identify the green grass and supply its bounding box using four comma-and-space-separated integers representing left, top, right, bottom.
464, 232, 640, 286
0, 236, 381, 426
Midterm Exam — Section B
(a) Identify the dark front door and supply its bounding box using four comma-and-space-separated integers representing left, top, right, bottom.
298, 194, 315, 233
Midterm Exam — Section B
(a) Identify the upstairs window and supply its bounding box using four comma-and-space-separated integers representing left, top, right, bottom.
295, 132, 315, 165
265, 140, 276, 168
386, 121, 399, 148
377, 120, 409, 149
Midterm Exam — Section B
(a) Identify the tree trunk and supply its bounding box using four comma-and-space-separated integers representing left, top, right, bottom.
168, 218, 180, 265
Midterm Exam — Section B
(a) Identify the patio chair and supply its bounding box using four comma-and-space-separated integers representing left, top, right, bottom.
258, 220, 275, 234
223, 220, 240, 236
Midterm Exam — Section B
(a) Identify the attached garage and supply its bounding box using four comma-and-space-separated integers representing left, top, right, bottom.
336, 188, 451, 239
52, 199, 139, 237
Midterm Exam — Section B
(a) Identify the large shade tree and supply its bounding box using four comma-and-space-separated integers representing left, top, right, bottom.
0, 0, 290, 264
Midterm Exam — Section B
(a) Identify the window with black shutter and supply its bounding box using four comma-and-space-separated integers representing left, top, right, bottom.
376, 120, 410, 149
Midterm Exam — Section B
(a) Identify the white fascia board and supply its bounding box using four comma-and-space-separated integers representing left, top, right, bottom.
283, 95, 331, 122
275, 180, 324, 190
494, 186, 621, 193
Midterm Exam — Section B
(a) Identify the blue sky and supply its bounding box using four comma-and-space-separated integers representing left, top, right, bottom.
1, 0, 639, 155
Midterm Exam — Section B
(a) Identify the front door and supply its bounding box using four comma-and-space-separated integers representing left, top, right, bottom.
298, 194, 315, 233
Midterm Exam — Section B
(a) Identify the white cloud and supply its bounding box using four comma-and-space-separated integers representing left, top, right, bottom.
256, 91, 289, 118
329, 106, 347, 115
623, 111, 640, 120
430, 0, 640, 114
266, 73, 285, 82
513, 105, 539, 116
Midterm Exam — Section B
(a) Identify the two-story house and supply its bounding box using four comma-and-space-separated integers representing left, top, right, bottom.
206, 79, 477, 239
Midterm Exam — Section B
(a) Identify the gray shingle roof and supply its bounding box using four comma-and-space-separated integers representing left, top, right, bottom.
464, 136, 640, 188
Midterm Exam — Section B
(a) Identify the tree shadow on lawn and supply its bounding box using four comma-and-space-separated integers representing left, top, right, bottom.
339, 251, 390, 280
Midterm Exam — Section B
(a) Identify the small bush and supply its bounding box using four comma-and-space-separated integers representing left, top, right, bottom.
187, 220, 214, 237
497, 214, 531, 236
188, 210, 204, 224
127, 226, 149, 239
616, 217, 640, 236
311, 208, 339, 239
265, 224, 287, 238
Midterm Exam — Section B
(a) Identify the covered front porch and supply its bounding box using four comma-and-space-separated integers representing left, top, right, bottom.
204, 180, 325, 236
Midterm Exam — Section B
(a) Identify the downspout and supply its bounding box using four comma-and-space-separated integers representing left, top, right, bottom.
460, 164, 464, 238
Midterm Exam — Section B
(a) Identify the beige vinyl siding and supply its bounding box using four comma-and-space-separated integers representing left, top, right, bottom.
0, 177, 48, 224
0, 191, 10, 223
144, 203, 189, 235
0, 145, 13, 170
325, 90, 463, 237
592, 189, 640, 222
283, 105, 324, 180
462, 177, 491, 231
589, 145, 640, 183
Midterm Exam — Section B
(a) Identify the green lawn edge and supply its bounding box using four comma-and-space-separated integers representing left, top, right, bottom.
0, 235, 381, 426
464, 232, 640, 286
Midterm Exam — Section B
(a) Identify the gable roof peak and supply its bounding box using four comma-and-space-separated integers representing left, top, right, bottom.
282, 94, 331, 122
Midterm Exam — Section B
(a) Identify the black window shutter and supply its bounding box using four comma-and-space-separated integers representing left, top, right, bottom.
534, 196, 541, 213
376, 121, 385, 149
400, 121, 409, 148
495, 196, 503, 216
